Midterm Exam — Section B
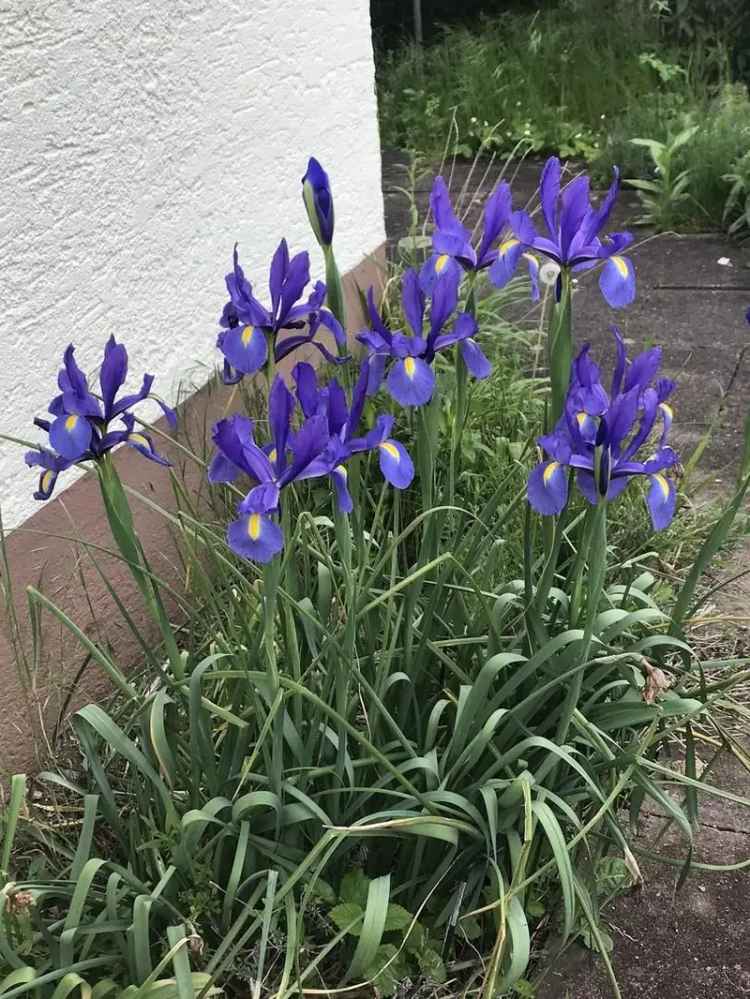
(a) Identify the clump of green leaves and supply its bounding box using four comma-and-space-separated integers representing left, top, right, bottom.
626, 121, 699, 229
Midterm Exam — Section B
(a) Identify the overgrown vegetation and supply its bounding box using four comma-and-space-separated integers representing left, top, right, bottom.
2, 156, 750, 999
377, 0, 750, 234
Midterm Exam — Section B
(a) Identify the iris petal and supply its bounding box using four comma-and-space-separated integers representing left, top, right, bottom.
377, 439, 415, 489
459, 338, 491, 379
599, 255, 635, 309
386, 356, 435, 407
527, 460, 568, 515
220, 324, 268, 374
488, 238, 525, 290
646, 473, 676, 530
331, 465, 353, 513
50, 413, 93, 460
227, 512, 284, 563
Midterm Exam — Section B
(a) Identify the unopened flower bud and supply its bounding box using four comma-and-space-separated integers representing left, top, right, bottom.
302, 157, 334, 247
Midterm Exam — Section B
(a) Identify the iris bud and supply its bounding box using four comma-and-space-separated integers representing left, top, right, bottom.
302, 157, 334, 247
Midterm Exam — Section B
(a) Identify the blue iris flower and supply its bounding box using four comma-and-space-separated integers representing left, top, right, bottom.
209, 363, 415, 561
527, 328, 678, 529
26, 338, 176, 500
292, 360, 415, 511
209, 377, 332, 561
217, 240, 347, 384
357, 268, 490, 408
419, 176, 540, 301
495, 157, 636, 309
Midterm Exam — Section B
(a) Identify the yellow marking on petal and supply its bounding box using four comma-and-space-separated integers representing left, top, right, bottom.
543, 461, 560, 485
575, 412, 588, 428
653, 473, 670, 500
403, 357, 416, 379
522, 252, 539, 271
435, 253, 450, 273
612, 255, 629, 278
268, 448, 278, 464
129, 433, 149, 448
335, 464, 348, 478
378, 442, 400, 461
659, 402, 673, 420
41, 471, 53, 492
247, 513, 262, 540
241, 325, 255, 346
499, 238, 520, 256
65, 415, 78, 432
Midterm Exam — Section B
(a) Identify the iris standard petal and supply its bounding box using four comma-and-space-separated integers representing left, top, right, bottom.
539, 157, 561, 238
624, 346, 662, 393
599, 255, 636, 309
402, 267, 426, 336
528, 459, 568, 515
559, 175, 591, 259
429, 266, 460, 335
459, 338, 491, 379
430, 176, 469, 240
268, 376, 294, 468
349, 359, 370, 435
269, 239, 290, 319
386, 356, 435, 407
60, 345, 103, 419
582, 168, 622, 246
100, 336, 128, 418
292, 362, 320, 418
227, 512, 284, 562
365, 352, 387, 396
377, 438, 415, 488
49, 413, 93, 460
477, 181, 512, 266
646, 472, 676, 530
220, 324, 268, 375
278, 251, 311, 327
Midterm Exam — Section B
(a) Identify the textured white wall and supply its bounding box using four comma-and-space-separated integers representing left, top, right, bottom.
0, 0, 385, 530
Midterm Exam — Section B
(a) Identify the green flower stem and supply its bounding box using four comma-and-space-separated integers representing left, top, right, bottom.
557, 499, 608, 744
323, 245, 347, 344
548, 268, 573, 428
334, 507, 355, 796
97, 454, 183, 680
448, 278, 475, 507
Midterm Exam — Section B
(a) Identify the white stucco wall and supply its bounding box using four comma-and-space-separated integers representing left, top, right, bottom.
0, 0, 385, 530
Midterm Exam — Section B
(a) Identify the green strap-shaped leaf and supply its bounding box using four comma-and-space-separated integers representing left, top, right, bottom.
347, 874, 391, 980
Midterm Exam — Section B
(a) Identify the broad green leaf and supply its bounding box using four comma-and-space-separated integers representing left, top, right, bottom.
340, 869, 370, 907
329, 903, 364, 935
383, 904, 412, 932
